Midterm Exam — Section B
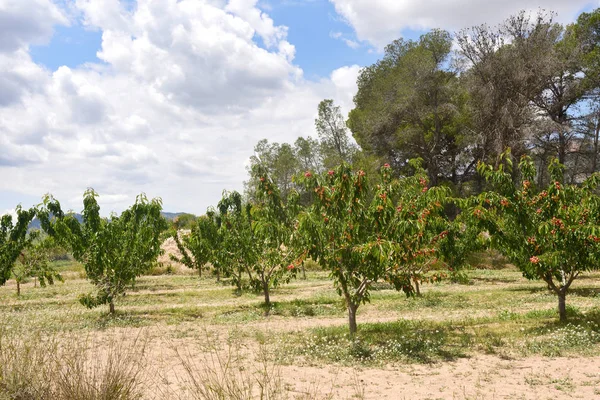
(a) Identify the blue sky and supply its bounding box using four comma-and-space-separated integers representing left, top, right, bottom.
263, 0, 379, 79
1, 0, 598, 216
26, 0, 594, 86
29, 25, 103, 71
28, 0, 386, 80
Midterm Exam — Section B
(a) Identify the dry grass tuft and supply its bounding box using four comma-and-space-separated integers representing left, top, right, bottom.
0, 329, 149, 400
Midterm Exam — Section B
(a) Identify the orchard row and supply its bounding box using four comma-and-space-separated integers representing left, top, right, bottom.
2, 150, 600, 333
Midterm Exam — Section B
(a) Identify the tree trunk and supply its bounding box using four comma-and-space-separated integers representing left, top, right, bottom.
592, 112, 600, 174
301, 261, 306, 280
235, 271, 243, 293
414, 278, 421, 296
348, 303, 358, 335
16, 280, 20, 297
263, 281, 271, 316
558, 291, 567, 322
109, 300, 115, 314
558, 132, 566, 166
198, 265, 202, 278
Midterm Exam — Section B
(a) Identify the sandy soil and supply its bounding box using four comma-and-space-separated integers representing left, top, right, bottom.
278, 355, 600, 399
94, 325, 600, 400
157, 230, 191, 270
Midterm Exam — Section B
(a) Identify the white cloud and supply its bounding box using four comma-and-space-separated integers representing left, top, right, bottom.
0, 49, 49, 106
90, 0, 303, 112
329, 31, 360, 49
0, 0, 68, 53
330, 0, 596, 48
0, 0, 360, 215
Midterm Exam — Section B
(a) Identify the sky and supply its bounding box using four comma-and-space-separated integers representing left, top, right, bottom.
0, 0, 598, 216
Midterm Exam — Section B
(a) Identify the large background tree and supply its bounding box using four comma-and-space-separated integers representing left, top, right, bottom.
458, 11, 596, 185
316, 99, 357, 169
349, 30, 473, 189
570, 9, 600, 178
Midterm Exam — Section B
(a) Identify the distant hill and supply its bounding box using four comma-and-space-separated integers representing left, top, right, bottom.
161, 212, 187, 220
28, 213, 84, 230
29, 211, 188, 230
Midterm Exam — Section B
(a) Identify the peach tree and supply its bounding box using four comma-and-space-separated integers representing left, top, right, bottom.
175, 191, 252, 290
0, 206, 36, 286
171, 214, 215, 278
250, 164, 303, 313
38, 189, 167, 313
467, 151, 600, 321
297, 162, 449, 334
12, 236, 63, 296
216, 190, 257, 292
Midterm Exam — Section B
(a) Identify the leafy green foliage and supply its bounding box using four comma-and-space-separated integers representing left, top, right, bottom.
0, 206, 36, 286
465, 149, 600, 321
38, 189, 167, 313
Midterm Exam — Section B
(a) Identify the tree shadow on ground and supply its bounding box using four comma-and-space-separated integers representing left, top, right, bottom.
568, 287, 600, 298
525, 307, 600, 335
471, 276, 520, 284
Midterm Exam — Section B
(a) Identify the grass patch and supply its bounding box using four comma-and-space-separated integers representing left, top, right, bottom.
274, 319, 471, 365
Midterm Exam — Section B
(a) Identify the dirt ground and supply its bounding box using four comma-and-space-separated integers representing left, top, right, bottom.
277, 355, 600, 399
2, 266, 600, 399
118, 319, 600, 399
